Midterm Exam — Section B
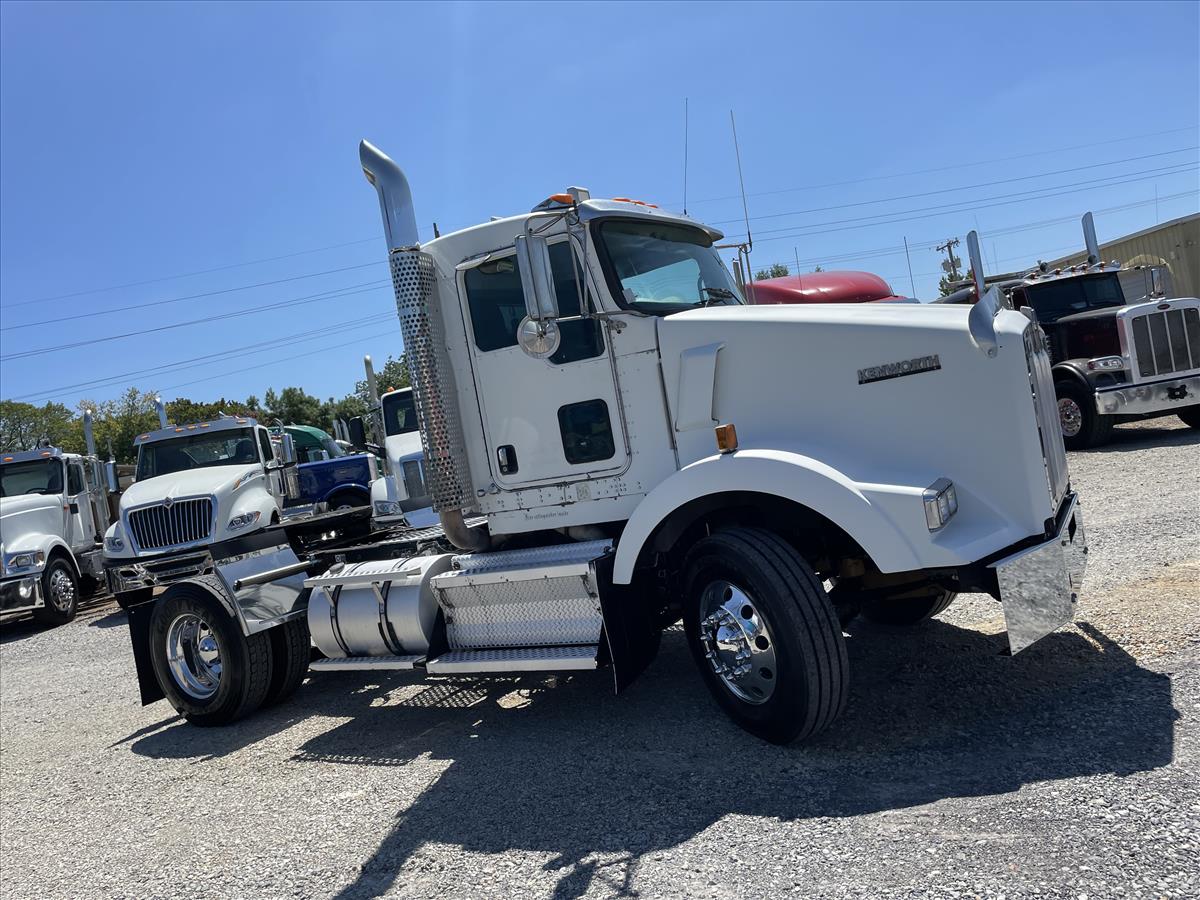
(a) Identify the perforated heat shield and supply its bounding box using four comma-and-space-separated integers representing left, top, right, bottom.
389, 249, 474, 513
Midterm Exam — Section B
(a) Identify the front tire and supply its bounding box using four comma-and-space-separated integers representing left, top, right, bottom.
1178, 406, 1200, 429
148, 586, 273, 726
682, 527, 848, 744
1056, 379, 1112, 450
32, 556, 79, 626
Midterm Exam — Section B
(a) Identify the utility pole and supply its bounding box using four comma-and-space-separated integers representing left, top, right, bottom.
936, 237, 962, 281
903, 236, 917, 298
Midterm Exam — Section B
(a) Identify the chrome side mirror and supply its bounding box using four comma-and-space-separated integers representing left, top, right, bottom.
514, 232, 562, 358
1150, 267, 1165, 298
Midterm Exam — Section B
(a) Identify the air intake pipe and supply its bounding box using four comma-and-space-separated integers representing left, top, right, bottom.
360, 140, 489, 552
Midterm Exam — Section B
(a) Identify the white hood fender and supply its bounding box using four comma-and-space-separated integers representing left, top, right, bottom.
0, 495, 73, 569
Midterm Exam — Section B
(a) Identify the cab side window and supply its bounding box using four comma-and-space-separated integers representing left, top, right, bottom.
464, 242, 604, 364
257, 429, 275, 465
67, 463, 85, 495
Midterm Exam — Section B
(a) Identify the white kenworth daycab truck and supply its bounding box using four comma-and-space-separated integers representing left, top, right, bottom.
1, 412, 118, 626
117, 141, 1087, 744
102, 414, 311, 610
369, 385, 436, 528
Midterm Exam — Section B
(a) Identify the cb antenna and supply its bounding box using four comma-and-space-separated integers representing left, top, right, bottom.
730, 109, 753, 282
682, 98, 689, 216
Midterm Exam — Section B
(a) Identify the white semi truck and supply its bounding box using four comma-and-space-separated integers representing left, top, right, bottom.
117, 141, 1087, 744
1, 412, 117, 626
102, 415, 308, 609
369, 385, 436, 528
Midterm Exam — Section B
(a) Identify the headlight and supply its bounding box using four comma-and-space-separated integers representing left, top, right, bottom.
923, 478, 958, 531
373, 500, 403, 517
227, 511, 262, 531
105, 534, 125, 552
3, 550, 45, 574
1086, 356, 1125, 371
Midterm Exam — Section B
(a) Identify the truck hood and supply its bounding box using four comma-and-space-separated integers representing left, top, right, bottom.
384, 432, 423, 469
0, 494, 63, 552
657, 301, 1058, 544
121, 465, 258, 509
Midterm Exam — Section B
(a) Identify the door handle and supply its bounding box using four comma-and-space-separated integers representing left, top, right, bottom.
497, 445, 518, 476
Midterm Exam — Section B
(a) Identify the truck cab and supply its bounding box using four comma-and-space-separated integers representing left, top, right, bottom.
999, 216, 1199, 448
369, 387, 435, 528
277, 424, 377, 511
1, 445, 115, 626
102, 416, 299, 607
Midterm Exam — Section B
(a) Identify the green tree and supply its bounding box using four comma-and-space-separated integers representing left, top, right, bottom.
78, 388, 160, 463
0, 400, 77, 452
754, 263, 790, 280
812, 265, 824, 273
938, 268, 974, 297
263, 386, 325, 427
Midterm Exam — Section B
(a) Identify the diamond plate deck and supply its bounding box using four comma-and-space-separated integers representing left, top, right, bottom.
309, 655, 422, 671
425, 646, 598, 673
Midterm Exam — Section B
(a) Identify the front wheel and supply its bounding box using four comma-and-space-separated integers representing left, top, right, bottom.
148, 586, 273, 725
1056, 380, 1113, 450
32, 556, 79, 626
1178, 406, 1200, 429
682, 527, 848, 744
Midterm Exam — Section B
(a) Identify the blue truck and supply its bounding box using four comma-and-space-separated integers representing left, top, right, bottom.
278, 425, 378, 510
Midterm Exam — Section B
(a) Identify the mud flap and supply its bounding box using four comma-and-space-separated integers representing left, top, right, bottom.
126, 601, 165, 706
595, 555, 660, 693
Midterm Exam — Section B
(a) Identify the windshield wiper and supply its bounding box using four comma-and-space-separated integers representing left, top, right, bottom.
699, 287, 736, 307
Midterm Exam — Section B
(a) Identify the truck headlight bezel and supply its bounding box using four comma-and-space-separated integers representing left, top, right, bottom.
227, 511, 262, 532
2, 549, 46, 575
373, 499, 403, 518
923, 478, 958, 531
105, 534, 125, 553
1086, 355, 1125, 372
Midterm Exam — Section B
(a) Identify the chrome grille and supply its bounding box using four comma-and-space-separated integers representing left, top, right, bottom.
1130, 307, 1200, 378
127, 497, 214, 551
1025, 326, 1070, 507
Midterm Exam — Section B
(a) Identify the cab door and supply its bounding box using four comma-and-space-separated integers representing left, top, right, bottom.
459, 237, 628, 490
257, 427, 285, 504
64, 459, 97, 549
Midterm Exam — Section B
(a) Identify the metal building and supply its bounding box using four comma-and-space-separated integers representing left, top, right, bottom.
1047, 212, 1199, 298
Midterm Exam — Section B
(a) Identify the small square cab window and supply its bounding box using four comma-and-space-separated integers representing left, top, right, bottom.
557, 399, 615, 465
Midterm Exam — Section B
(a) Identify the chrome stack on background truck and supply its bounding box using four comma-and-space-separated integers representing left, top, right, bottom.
116, 141, 1087, 744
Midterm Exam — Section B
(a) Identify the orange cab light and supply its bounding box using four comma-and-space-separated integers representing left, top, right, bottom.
41, 451, 51, 457
236, 418, 247, 424
3, 456, 12, 462
612, 197, 633, 202
548, 193, 573, 204
200, 422, 210, 428
714, 423, 738, 454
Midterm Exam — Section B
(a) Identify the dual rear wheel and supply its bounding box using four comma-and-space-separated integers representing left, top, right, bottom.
148, 587, 310, 725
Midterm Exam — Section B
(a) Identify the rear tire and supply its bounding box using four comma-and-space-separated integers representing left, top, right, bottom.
1055, 379, 1112, 450
859, 587, 956, 627
327, 491, 367, 511
682, 527, 848, 744
1178, 406, 1200, 429
115, 588, 154, 611
263, 615, 311, 707
32, 556, 78, 627
149, 586, 273, 726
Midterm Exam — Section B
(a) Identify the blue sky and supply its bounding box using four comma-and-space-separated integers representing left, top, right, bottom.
1, 0, 1197, 410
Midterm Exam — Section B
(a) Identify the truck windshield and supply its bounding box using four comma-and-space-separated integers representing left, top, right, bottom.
596, 219, 746, 314
136, 428, 258, 480
0, 459, 63, 497
382, 392, 418, 437
1026, 273, 1126, 322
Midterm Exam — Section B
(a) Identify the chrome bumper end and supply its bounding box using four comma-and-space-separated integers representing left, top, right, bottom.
0, 575, 43, 616
1096, 374, 1199, 416
990, 493, 1087, 654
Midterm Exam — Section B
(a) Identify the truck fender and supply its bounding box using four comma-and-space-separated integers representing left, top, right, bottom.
16, 535, 81, 579
612, 449, 926, 584
1051, 360, 1091, 390
319, 484, 370, 507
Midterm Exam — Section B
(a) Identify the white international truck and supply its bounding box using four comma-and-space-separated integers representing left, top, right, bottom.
102, 414, 309, 609
117, 141, 1087, 744
1, 412, 117, 626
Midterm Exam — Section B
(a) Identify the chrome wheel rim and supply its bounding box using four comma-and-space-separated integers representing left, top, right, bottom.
46, 568, 75, 612
165, 613, 222, 700
699, 581, 778, 705
1058, 397, 1083, 437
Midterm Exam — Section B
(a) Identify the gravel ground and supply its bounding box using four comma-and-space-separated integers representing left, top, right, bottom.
2, 419, 1198, 900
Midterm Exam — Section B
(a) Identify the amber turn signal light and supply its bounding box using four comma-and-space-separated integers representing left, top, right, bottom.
715, 423, 738, 454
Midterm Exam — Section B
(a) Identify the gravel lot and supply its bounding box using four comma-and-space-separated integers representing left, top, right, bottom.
2, 419, 1198, 899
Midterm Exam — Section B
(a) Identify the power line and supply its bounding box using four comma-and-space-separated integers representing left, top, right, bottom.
1, 280, 391, 362
744, 164, 1198, 247
0, 259, 386, 331
12, 313, 397, 403
705, 146, 1198, 227
674, 123, 1200, 208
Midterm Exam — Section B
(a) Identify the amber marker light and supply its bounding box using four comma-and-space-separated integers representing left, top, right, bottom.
715, 423, 738, 454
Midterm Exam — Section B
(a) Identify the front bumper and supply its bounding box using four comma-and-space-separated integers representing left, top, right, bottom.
989, 492, 1086, 653
0, 575, 43, 615
1095, 373, 1199, 417
105, 549, 213, 595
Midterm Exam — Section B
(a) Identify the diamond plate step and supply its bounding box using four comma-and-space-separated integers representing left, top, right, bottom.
310, 655, 422, 672
425, 646, 598, 674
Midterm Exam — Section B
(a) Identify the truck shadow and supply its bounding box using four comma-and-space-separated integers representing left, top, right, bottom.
1081, 420, 1197, 454
126, 616, 1177, 899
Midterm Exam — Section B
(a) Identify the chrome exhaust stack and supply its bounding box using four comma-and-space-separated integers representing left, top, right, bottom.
1082, 211, 1101, 265
83, 408, 97, 458
154, 396, 168, 429
360, 140, 489, 552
